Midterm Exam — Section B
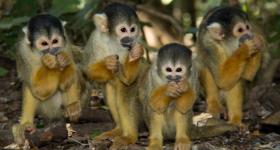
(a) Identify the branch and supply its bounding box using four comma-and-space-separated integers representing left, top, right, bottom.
136, 5, 184, 36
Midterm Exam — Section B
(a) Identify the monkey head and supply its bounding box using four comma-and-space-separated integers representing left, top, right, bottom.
93, 3, 140, 50
202, 6, 253, 45
23, 14, 66, 55
156, 43, 192, 83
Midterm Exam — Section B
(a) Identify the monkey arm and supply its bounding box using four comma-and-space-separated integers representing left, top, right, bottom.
31, 66, 60, 100
175, 89, 196, 114
242, 52, 262, 81
118, 56, 142, 85
61, 80, 81, 122
217, 44, 250, 90
149, 85, 172, 114
85, 60, 115, 82
20, 85, 39, 127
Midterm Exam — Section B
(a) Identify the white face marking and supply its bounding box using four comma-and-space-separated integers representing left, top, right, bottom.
161, 62, 187, 82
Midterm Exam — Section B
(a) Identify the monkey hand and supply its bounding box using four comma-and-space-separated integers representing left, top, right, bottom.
244, 35, 263, 56
166, 81, 181, 98
129, 43, 144, 62
12, 123, 36, 145
64, 101, 81, 122
177, 78, 189, 93
42, 53, 58, 69
57, 52, 71, 70
105, 55, 119, 72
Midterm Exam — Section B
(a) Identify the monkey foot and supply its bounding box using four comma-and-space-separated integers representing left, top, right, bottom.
174, 138, 192, 150
207, 101, 224, 118
94, 128, 122, 141
147, 138, 162, 150
110, 136, 135, 150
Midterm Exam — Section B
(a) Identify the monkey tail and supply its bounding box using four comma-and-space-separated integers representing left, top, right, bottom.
190, 119, 237, 139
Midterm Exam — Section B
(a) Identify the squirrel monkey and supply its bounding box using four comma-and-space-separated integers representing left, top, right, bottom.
13, 14, 82, 145
197, 6, 265, 126
138, 43, 236, 150
82, 3, 144, 149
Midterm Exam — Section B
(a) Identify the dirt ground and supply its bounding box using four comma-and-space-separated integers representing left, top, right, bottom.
0, 57, 280, 150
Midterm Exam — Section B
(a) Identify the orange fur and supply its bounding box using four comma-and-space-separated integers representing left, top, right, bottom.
119, 56, 141, 85
149, 85, 171, 113
242, 52, 261, 81
31, 66, 60, 100
217, 44, 250, 90
87, 60, 115, 82
175, 89, 196, 114
200, 68, 223, 117
59, 64, 77, 91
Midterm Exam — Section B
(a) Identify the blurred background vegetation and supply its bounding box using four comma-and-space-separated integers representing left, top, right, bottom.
0, 0, 279, 81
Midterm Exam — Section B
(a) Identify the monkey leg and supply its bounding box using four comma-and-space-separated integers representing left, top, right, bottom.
95, 82, 122, 141
110, 83, 138, 149
174, 111, 192, 150
59, 64, 77, 91
200, 68, 223, 118
149, 85, 171, 114
225, 82, 244, 126
62, 80, 81, 122
242, 52, 261, 81
147, 113, 164, 150
86, 61, 115, 82
217, 44, 249, 90
175, 89, 195, 114
32, 66, 60, 100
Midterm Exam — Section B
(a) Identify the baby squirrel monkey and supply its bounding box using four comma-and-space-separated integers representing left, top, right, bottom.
13, 14, 81, 145
139, 43, 236, 150
82, 3, 144, 149
197, 6, 265, 126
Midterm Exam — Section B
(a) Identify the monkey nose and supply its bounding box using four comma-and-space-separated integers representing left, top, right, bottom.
121, 37, 133, 48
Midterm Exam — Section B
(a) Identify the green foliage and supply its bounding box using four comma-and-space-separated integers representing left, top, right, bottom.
90, 129, 103, 139
50, 0, 80, 16
0, 67, 8, 77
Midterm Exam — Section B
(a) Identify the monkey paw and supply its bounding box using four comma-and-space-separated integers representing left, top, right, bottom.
147, 139, 162, 150
174, 140, 192, 150
110, 136, 134, 150
105, 55, 119, 72
129, 43, 143, 62
12, 123, 36, 145
57, 52, 71, 69
64, 102, 81, 122
166, 82, 181, 98
42, 53, 58, 69
94, 128, 122, 141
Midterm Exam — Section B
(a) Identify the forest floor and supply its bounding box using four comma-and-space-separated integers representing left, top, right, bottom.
0, 56, 280, 150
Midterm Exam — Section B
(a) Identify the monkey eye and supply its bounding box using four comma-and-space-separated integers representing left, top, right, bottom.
246, 25, 250, 30
166, 67, 172, 72
41, 41, 48, 46
120, 27, 127, 33
238, 27, 244, 33
130, 27, 135, 32
176, 67, 182, 72
52, 39, 58, 44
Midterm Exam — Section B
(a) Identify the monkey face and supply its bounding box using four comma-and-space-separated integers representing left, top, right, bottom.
115, 23, 139, 49
205, 6, 253, 44
24, 14, 66, 55
161, 62, 187, 83
157, 43, 192, 83
34, 33, 65, 55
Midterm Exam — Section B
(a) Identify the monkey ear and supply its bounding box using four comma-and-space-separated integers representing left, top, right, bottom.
22, 26, 30, 44
93, 13, 109, 33
61, 21, 67, 26
207, 22, 224, 40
